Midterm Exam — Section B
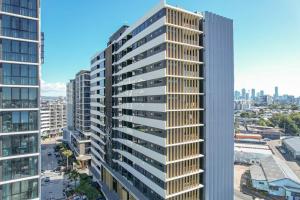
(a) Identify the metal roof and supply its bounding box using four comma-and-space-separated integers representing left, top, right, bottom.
283, 137, 300, 152
250, 165, 266, 181
250, 156, 300, 183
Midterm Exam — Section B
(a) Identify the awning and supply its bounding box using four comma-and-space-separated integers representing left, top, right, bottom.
76, 155, 91, 161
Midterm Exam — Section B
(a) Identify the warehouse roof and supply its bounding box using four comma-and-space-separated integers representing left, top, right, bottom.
283, 137, 300, 153
250, 156, 300, 184
250, 165, 266, 181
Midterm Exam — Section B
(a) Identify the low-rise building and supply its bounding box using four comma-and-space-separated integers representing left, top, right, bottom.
282, 137, 300, 161
234, 143, 272, 164
250, 156, 300, 199
257, 95, 273, 106
243, 125, 282, 140
234, 100, 252, 110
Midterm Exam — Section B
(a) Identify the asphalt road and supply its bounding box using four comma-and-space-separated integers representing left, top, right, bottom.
41, 138, 65, 200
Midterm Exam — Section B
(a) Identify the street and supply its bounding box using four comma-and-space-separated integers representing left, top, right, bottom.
41, 137, 65, 200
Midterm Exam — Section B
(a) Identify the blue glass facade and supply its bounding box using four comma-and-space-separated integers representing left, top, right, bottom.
0, 0, 40, 199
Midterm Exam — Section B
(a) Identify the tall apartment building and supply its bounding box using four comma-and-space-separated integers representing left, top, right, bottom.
0, 0, 41, 199
89, 51, 106, 174
40, 104, 50, 135
88, 1, 234, 200
40, 99, 66, 137
64, 70, 91, 169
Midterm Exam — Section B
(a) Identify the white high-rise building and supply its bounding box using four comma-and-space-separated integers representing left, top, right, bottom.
40, 99, 67, 137
87, 1, 234, 200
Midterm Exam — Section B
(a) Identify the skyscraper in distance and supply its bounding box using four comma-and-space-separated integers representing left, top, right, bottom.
274, 86, 279, 99
242, 88, 246, 99
235, 90, 241, 100
0, 0, 41, 199
260, 90, 264, 97
82, 1, 234, 200
251, 88, 256, 100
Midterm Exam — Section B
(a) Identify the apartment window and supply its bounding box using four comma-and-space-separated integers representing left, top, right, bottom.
0, 133, 38, 157
0, 63, 39, 85
0, 111, 38, 132
0, 156, 38, 181
0, 39, 38, 62
0, 87, 38, 108
1, 0, 38, 18
0, 15, 38, 40
0, 179, 38, 199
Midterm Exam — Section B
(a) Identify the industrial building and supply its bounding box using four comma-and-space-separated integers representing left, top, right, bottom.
282, 137, 300, 161
234, 143, 272, 164
242, 125, 282, 140
250, 156, 300, 199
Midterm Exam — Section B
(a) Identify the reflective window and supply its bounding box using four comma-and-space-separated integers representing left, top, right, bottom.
0, 179, 38, 199
0, 111, 38, 132
0, 39, 38, 63
0, 156, 38, 181
1, 0, 38, 17
0, 87, 38, 108
0, 63, 38, 85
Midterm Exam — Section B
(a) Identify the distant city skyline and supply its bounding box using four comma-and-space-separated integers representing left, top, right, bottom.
236, 86, 299, 97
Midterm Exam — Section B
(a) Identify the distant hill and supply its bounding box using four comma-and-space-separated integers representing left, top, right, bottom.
41, 96, 66, 101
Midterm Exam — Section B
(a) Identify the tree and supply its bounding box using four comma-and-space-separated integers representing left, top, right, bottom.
257, 118, 274, 127
291, 104, 299, 111
62, 149, 73, 170
68, 170, 80, 188
270, 113, 300, 136
258, 118, 267, 126
240, 111, 256, 118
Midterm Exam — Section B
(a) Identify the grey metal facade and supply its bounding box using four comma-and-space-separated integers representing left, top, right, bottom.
203, 12, 234, 200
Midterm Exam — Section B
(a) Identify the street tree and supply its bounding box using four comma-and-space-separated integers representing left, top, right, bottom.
62, 149, 73, 170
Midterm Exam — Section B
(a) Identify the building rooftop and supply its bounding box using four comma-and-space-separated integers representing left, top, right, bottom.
283, 137, 300, 152
250, 165, 266, 181
250, 156, 300, 183
234, 143, 270, 150
235, 146, 272, 155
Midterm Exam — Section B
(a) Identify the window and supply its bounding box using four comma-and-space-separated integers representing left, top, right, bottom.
1, 0, 38, 17
0, 179, 38, 199
0, 39, 38, 62
0, 63, 38, 85
0, 111, 38, 132
0, 88, 38, 108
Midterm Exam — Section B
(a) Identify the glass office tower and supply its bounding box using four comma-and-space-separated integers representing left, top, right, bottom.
0, 0, 40, 199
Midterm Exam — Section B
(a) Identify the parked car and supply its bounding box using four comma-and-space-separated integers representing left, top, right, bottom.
44, 177, 50, 182
47, 152, 52, 156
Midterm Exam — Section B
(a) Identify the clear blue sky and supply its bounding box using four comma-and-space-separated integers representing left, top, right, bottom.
41, 0, 300, 96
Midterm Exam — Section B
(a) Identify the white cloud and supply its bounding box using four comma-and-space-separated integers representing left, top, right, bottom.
41, 80, 66, 97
